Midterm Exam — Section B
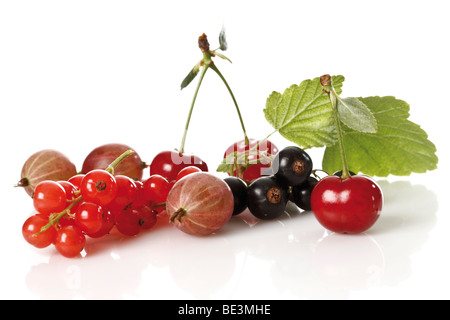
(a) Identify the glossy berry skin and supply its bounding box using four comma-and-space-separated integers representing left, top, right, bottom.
311, 175, 383, 234
81, 143, 146, 181
86, 208, 114, 238
272, 146, 313, 187
149, 150, 208, 183
223, 139, 278, 182
143, 174, 171, 204
247, 176, 288, 220
176, 166, 202, 181
74, 202, 104, 235
54, 225, 86, 258
291, 176, 318, 211
22, 214, 57, 248
107, 175, 137, 211
224, 176, 248, 215
80, 170, 118, 207
115, 209, 141, 236
33, 181, 68, 216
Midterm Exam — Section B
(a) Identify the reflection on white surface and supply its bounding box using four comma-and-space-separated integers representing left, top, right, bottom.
23, 180, 438, 299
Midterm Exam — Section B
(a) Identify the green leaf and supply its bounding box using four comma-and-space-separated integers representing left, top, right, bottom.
180, 62, 201, 90
264, 75, 344, 148
322, 96, 438, 176
336, 97, 377, 133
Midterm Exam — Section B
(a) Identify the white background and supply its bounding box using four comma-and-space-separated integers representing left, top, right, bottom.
1, 0, 449, 300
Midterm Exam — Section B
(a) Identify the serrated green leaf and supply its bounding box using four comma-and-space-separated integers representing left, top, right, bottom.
264, 75, 344, 148
322, 96, 438, 177
337, 97, 377, 133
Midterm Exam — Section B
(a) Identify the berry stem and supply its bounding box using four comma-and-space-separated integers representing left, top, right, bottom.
170, 208, 187, 223
321, 74, 350, 179
33, 150, 135, 236
105, 150, 135, 175
179, 33, 250, 153
179, 64, 208, 154
209, 63, 249, 146
14, 177, 29, 188
33, 194, 83, 236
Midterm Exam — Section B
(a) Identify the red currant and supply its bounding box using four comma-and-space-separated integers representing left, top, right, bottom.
54, 225, 86, 258
58, 180, 81, 212
22, 214, 57, 248
107, 175, 137, 211
135, 205, 157, 230
130, 180, 146, 208
310, 175, 383, 234
74, 202, 104, 235
33, 180, 67, 215
143, 175, 171, 204
176, 166, 202, 181
68, 174, 85, 190
80, 169, 118, 206
86, 208, 114, 238
115, 209, 141, 236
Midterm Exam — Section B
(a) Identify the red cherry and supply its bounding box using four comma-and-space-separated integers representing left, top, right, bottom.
149, 150, 208, 182
310, 175, 383, 234
223, 139, 278, 182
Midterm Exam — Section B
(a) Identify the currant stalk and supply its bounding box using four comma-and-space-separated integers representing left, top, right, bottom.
320, 74, 351, 179
179, 33, 249, 154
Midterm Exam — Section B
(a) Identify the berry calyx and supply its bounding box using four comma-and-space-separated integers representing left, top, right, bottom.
272, 146, 313, 187
247, 176, 289, 220
80, 169, 118, 207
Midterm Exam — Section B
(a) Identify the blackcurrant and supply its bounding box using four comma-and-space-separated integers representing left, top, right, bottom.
272, 146, 313, 187
247, 176, 289, 220
224, 176, 248, 216
291, 176, 318, 211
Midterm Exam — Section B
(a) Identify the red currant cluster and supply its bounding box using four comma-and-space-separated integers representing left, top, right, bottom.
21, 149, 205, 258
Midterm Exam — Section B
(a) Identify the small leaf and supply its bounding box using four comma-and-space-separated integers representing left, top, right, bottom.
214, 52, 232, 63
219, 26, 227, 51
337, 96, 377, 133
322, 96, 438, 176
263, 75, 345, 148
180, 62, 201, 90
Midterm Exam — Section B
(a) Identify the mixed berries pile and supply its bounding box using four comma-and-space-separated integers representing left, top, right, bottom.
19, 140, 383, 258
17, 33, 385, 258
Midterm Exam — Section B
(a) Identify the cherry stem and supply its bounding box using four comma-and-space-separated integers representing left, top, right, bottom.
321, 75, 350, 179
209, 63, 249, 146
179, 63, 209, 154
179, 33, 249, 154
